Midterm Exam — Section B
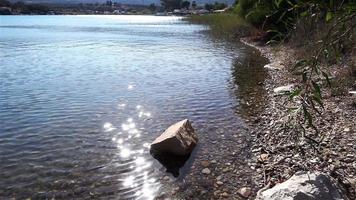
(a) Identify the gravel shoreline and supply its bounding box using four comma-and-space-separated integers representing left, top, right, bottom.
241, 38, 356, 199
156, 37, 355, 200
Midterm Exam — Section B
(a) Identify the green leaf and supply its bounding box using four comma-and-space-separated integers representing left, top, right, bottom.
302, 71, 308, 83
326, 11, 333, 22
311, 81, 321, 98
288, 88, 301, 99
302, 104, 313, 126
287, 107, 299, 113
313, 95, 324, 109
277, 11, 287, 23
309, 97, 321, 114
294, 59, 307, 69
300, 11, 308, 17
277, 0, 284, 7
322, 71, 331, 86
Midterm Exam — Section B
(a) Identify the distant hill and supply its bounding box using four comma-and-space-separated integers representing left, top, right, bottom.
8, 0, 235, 6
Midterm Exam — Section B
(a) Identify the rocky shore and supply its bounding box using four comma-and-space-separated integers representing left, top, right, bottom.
241, 38, 356, 199
155, 37, 354, 200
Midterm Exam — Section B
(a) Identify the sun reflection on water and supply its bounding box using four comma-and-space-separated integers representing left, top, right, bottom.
127, 84, 135, 90
103, 122, 116, 132
106, 104, 160, 199
120, 148, 132, 158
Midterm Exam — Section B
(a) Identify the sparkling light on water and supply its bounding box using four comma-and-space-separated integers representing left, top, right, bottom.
127, 84, 134, 90
120, 148, 132, 158
118, 103, 126, 109
108, 104, 160, 198
123, 176, 134, 187
103, 122, 116, 132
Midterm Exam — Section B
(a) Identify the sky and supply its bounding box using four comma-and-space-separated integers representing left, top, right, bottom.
8, 0, 236, 6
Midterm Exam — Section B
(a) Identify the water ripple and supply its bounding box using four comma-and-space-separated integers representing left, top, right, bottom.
0, 15, 251, 199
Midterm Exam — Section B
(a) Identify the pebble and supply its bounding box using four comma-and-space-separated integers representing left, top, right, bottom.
202, 168, 211, 174
258, 153, 269, 162
238, 187, 252, 198
221, 192, 229, 198
214, 190, 220, 196
344, 127, 350, 132
201, 160, 210, 167
217, 181, 224, 185
252, 147, 262, 153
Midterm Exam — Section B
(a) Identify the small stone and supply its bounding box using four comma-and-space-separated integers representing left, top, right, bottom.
346, 177, 356, 187
344, 127, 350, 132
258, 154, 269, 162
264, 62, 284, 70
202, 168, 211, 174
201, 160, 210, 167
238, 187, 252, 198
163, 176, 170, 181
217, 181, 224, 186
222, 192, 229, 198
252, 147, 262, 153
346, 154, 354, 158
200, 190, 208, 195
310, 158, 319, 163
274, 84, 294, 94
214, 190, 221, 196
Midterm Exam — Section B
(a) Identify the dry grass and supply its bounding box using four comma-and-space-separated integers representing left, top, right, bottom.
185, 13, 258, 39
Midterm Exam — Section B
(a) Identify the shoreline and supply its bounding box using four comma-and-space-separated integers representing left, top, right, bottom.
240, 38, 356, 199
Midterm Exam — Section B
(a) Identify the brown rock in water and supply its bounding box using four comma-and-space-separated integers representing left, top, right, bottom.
150, 119, 198, 156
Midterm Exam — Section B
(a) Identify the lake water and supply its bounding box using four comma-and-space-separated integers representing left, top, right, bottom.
0, 15, 267, 199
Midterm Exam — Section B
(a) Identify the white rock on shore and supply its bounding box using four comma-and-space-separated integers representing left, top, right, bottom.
264, 62, 284, 70
274, 84, 294, 94
150, 119, 198, 156
258, 171, 344, 200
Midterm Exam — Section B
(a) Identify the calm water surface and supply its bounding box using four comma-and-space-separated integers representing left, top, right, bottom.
0, 15, 267, 199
